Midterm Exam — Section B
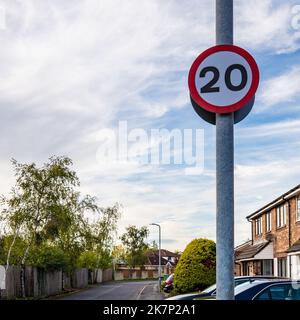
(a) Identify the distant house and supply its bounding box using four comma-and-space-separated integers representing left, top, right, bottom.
145, 249, 180, 275
235, 184, 300, 278
114, 249, 180, 281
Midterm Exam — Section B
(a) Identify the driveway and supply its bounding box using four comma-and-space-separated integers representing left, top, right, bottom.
57, 280, 164, 300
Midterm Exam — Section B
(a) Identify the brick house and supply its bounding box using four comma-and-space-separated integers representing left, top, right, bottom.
114, 249, 180, 280
145, 249, 180, 275
235, 184, 300, 278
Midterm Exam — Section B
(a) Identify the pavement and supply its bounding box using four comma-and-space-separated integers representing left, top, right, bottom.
56, 280, 165, 300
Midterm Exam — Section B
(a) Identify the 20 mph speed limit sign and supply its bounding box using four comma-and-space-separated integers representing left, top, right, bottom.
188, 45, 259, 114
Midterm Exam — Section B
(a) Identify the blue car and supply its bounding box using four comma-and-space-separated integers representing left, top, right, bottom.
166, 276, 288, 300
234, 279, 300, 300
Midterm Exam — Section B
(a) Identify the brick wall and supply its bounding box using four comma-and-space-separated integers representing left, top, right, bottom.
289, 197, 300, 245
251, 196, 300, 257
273, 203, 288, 257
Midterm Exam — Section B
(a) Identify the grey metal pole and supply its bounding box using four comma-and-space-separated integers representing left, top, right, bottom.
150, 223, 162, 291
158, 225, 162, 291
216, 0, 235, 300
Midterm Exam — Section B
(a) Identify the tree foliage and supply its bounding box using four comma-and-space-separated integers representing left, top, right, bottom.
77, 251, 99, 271
0, 157, 121, 274
27, 245, 69, 271
120, 225, 149, 268
111, 245, 126, 265
173, 238, 216, 294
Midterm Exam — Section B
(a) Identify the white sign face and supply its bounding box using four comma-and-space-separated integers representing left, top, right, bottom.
195, 51, 252, 107
0, 265, 5, 290
188, 45, 259, 114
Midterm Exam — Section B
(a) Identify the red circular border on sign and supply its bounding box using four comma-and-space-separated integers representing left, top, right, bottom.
188, 44, 259, 114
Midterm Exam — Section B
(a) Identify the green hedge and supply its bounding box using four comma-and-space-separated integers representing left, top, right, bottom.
173, 238, 216, 294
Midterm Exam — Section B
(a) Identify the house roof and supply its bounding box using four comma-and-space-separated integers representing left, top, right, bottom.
235, 240, 252, 251
157, 249, 180, 257
145, 249, 180, 266
235, 241, 270, 261
246, 184, 300, 220
147, 254, 175, 266
146, 249, 180, 258
287, 239, 300, 253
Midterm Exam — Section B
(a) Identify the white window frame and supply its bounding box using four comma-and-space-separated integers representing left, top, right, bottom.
266, 211, 271, 232
255, 217, 262, 235
276, 204, 286, 228
297, 196, 300, 222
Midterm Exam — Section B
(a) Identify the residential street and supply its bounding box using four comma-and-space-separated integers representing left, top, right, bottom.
57, 280, 164, 300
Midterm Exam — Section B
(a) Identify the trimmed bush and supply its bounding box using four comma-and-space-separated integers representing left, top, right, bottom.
173, 238, 216, 294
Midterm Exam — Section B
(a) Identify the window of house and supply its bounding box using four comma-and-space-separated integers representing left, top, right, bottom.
255, 217, 262, 235
253, 261, 262, 275
276, 205, 286, 228
297, 197, 300, 222
277, 257, 287, 277
262, 259, 273, 276
242, 262, 248, 276
266, 212, 271, 232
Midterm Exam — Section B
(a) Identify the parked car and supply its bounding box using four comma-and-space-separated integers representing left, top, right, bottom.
198, 279, 300, 300
234, 279, 300, 300
163, 274, 174, 293
166, 276, 289, 300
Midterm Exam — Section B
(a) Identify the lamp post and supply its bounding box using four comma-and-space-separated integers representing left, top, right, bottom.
150, 223, 162, 291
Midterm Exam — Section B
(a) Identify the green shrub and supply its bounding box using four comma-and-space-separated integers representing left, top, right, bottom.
161, 280, 166, 291
28, 245, 69, 271
0, 235, 27, 265
77, 251, 99, 271
173, 238, 216, 294
77, 249, 113, 271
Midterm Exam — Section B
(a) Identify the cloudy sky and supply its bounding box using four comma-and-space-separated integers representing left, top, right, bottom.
1, 0, 300, 251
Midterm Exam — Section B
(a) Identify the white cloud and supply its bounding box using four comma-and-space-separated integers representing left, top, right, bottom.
237, 118, 300, 138
236, 0, 299, 53
1, 0, 300, 251
0, 0, 214, 121
259, 66, 300, 107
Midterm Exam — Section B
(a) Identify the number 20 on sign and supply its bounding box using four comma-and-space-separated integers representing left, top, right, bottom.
188, 45, 259, 114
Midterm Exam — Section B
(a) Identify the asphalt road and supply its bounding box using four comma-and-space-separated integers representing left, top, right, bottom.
58, 280, 164, 300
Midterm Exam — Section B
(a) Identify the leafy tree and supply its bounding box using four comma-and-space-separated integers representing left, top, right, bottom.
27, 244, 69, 271
0, 234, 27, 265
50, 193, 103, 271
96, 249, 113, 270
0, 156, 83, 296
148, 240, 158, 251
0, 156, 121, 296
67, 203, 121, 273
0, 156, 122, 297
173, 238, 216, 294
1, 157, 80, 268
112, 245, 126, 265
77, 251, 99, 271
120, 225, 149, 271
83, 204, 121, 268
